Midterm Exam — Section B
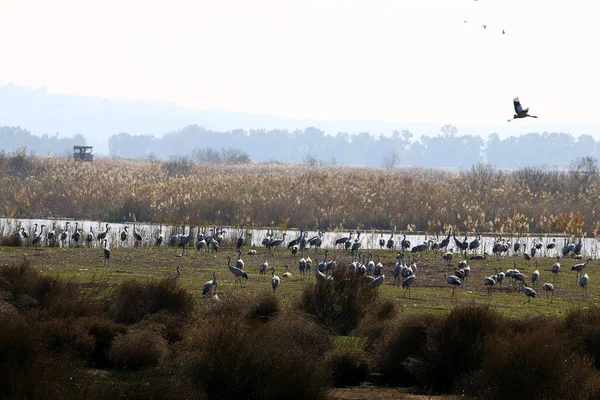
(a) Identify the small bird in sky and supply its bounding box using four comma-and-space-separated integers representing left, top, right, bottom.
502, 30, 505, 34
509, 97, 538, 122
482, 25, 487, 29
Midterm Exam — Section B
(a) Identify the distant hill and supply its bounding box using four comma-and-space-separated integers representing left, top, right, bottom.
2, 83, 600, 155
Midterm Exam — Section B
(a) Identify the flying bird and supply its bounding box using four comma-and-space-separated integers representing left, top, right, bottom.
509, 97, 538, 121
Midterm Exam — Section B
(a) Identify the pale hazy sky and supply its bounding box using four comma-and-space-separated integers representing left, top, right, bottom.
1, 0, 599, 126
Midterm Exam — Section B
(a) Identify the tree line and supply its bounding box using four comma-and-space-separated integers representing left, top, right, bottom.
1, 124, 598, 169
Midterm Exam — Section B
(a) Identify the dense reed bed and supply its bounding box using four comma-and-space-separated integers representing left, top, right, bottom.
1, 151, 599, 235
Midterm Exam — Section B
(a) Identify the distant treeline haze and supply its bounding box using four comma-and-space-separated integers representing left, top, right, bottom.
1, 124, 598, 168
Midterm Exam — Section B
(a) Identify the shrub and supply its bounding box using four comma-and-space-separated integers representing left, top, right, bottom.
78, 316, 127, 367
417, 305, 502, 393
460, 327, 600, 400
297, 268, 377, 335
564, 307, 600, 369
246, 293, 280, 322
192, 314, 329, 400
376, 314, 440, 386
109, 278, 194, 323
109, 329, 170, 370
0, 260, 100, 317
326, 348, 372, 387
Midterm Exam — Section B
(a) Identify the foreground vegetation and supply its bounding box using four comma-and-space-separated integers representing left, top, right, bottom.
1, 151, 600, 235
3, 257, 600, 400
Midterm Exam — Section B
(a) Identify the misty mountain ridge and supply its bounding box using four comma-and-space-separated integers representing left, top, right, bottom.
3, 82, 600, 156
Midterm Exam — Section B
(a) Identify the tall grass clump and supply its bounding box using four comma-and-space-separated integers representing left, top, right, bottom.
297, 268, 378, 335
109, 278, 194, 323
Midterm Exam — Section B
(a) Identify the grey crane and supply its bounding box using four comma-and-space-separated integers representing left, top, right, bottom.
542, 283, 554, 303
402, 274, 416, 297
97, 223, 109, 242
579, 273, 589, 296
440, 229, 451, 250
227, 256, 248, 287
483, 273, 496, 296
571, 258, 591, 282
71, 222, 81, 245
443, 251, 454, 265
271, 267, 280, 293
287, 230, 304, 248
155, 223, 164, 246
445, 273, 462, 297
202, 272, 218, 295
508, 97, 538, 121
470, 252, 487, 261
378, 232, 385, 249
236, 227, 245, 251
235, 249, 245, 270
86, 226, 94, 247
282, 265, 293, 278
351, 231, 362, 253
259, 254, 269, 281
551, 256, 561, 282
60, 222, 69, 247
386, 230, 395, 250
335, 230, 351, 249
371, 274, 385, 290
531, 269, 540, 289
103, 239, 111, 267
178, 226, 194, 256
522, 282, 536, 307
267, 233, 287, 253
120, 226, 128, 246
32, 224, 45, 247
401, 234, 411, 252
298, 252, 307, 276
133, 225, 143, 246
171, 266, 181, 281
373, 255, 383, 277
47, 222, 56, 246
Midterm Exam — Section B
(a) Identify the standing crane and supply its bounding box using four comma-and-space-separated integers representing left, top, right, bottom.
103, 239, 111, 267
47, 222, 56, 246
120, 226, 129, 246
542, 283, 554, 303
227, 256, 248, 287
155, 223, 164, 246
60, 222, 69, 247
86, 226, 94, 247
267, 233, 287, 253
522, 282, 536, 307
71, 222, 81, 246
259, 254, 269, 281
178, 226, 194, 256
32, 224, 45, 247
402, 274, 416, 297
571, 258, 591, 283
551, 256, 561, 282
236, 227, 245, 251
386, 230, 395, 250
370, 274, 385, 290
97, 223, 109, 242
378, 231, 385, 249
335, 230, 351, 250
270, 267, 280, 293
445, 272, 462, 298
579, 273, 589, 296
133, 225, 143, 247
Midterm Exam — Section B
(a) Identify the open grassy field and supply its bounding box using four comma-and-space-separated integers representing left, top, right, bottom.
1, 243, 597, 318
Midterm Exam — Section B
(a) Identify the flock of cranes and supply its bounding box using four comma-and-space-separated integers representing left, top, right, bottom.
8, 220, 597, 306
